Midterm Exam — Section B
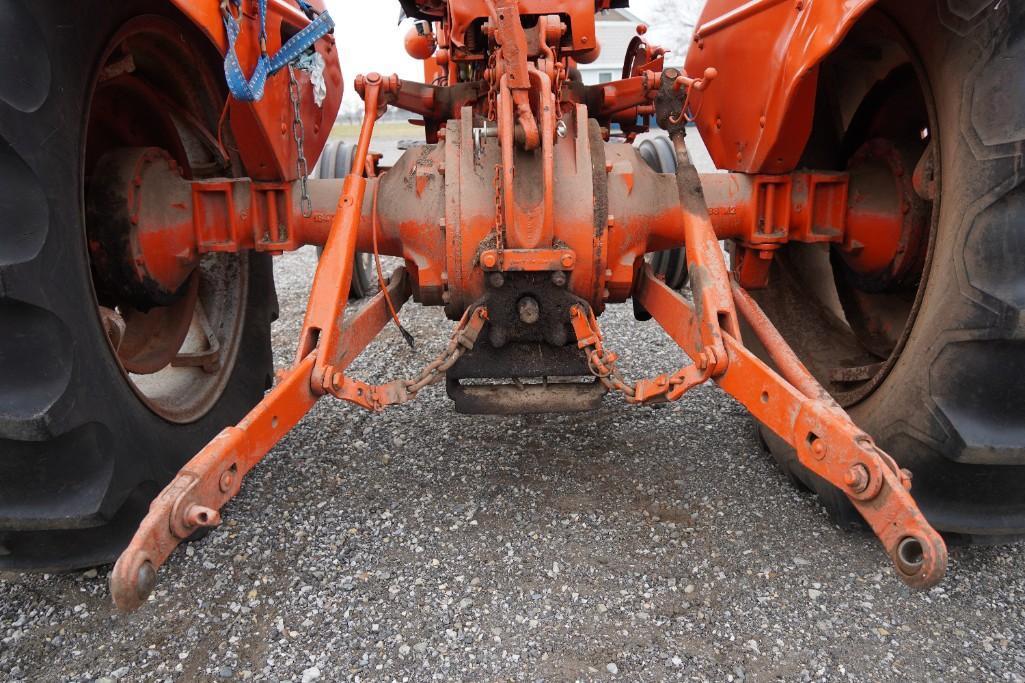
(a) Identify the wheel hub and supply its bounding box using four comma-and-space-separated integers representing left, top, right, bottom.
841, 138, 931, 291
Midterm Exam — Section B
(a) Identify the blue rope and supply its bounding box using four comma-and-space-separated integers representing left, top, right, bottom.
222, 0, 334, 103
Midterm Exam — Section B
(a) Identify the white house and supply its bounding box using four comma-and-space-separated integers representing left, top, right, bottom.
576, 8, 653, 86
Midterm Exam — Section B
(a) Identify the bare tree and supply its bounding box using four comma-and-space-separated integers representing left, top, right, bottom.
645, 0, 704, 65
337, 99, 364, 126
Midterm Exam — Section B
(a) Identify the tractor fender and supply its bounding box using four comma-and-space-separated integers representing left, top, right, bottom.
167, 0, 342, 180
685, 0, 876, 175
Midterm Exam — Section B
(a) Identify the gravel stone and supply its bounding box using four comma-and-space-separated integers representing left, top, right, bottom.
1, 247, 1024, 681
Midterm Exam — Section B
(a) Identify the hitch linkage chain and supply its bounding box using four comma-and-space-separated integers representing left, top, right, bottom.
287, 65, 314, 218
322, 307, 488, 412
569, 305, 712, 404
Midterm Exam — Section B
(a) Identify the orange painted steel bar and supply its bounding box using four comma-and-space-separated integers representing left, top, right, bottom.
109, 352, 318, 612
669, 131, 738, 375
295, 73, 395, 386
635, 265, 947, 588
110, 76, 406, 611
110, 269, 414, 611
730, 282, 824, 401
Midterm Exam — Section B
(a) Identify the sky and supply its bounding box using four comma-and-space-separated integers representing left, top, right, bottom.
326, 0, 687, 101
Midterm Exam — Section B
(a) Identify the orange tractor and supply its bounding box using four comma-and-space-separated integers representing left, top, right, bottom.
0, 0, 1022, 611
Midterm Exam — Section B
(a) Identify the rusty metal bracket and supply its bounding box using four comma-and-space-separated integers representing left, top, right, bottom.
479, 248, 575, 271
666, 128, 738, 377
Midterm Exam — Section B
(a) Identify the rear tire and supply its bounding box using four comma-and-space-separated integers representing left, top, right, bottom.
0, 1, 276, 570
754, 1, 1025, 540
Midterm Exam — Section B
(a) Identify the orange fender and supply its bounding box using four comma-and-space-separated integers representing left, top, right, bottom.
168, 0, 342, 180
685, 0, 876, 174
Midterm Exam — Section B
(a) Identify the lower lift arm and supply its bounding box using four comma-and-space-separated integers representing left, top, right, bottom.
110, 270, 411, 611
110, 74, 488, 611
566, 122, 946, 588
632, 266, 946, 587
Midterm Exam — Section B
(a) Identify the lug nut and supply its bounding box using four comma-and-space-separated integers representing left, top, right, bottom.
844, 464, 870, 492
551, 271, 567, 287
518, 296, 541, 325
488, 272, 505, 288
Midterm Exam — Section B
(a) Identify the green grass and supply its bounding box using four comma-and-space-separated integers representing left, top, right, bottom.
330, 121, 422, 141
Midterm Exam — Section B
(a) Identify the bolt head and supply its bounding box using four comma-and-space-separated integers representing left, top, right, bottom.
561, 253, 575, 268
844, 464, 870, 492
517, 296, 541, 325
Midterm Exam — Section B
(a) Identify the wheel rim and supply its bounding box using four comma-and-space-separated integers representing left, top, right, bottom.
83, 16, 248, 423
762, 14, 940, 407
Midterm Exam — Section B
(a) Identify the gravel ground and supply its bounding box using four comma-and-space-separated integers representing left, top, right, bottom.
2, 248, 1025, 683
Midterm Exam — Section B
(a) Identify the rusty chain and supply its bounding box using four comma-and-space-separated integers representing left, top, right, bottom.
287, 65, 313, 218
403, 307, 486, 395
324, 307, 488, 411
493, 165, 505, 261
324, 300, 706, 409
569, 305, 712, 404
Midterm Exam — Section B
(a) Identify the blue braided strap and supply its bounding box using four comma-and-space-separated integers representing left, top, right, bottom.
268, 10, 334, 73
223, 0, 335, 103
